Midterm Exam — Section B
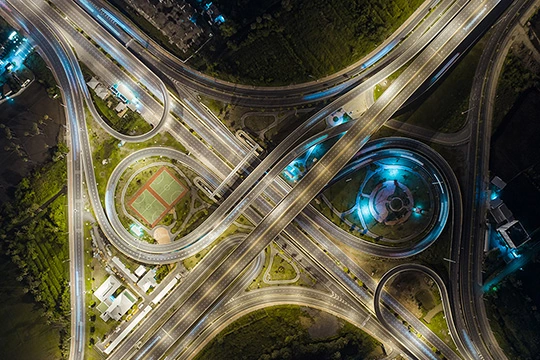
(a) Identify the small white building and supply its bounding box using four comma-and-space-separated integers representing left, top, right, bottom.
94, 275, 121, 303
497, 220, 530, 249
137, 268, 157, 292
127, 102, 139, 113
86, 77, 100, 90
135, 265, 147, 278
114, 102, 127, 113
489, 198, 514, 226
491, 176, 507, 190
94, 85, 110, 100
101, 289, 137, 322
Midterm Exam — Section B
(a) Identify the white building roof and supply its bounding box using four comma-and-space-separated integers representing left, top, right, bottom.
135, 265, 147, 278
102, 289, 137, 321
491, 176, 507, 190
127, 102, 138, 112
497, 220, 530, 249
94, 275, 121, 303
137, 268, 157, 292
115, 102, 127, 112
95, 85, 110, 100
87, 77, 100, 90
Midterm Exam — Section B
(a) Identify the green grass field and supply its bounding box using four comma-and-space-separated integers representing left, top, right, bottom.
268, 254, 297, 281
129, 167, 188, 227
394, 33, 488, 132
130, 189, 166, 226
150, 170, 185, 205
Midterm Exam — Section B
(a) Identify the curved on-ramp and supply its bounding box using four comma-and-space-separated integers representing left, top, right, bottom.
172, 287, 407, 360
374, 264, 469, 359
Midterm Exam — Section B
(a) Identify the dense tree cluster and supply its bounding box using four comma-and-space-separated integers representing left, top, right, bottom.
193, 0, 423, 85
196, 306, 381, 360
0, 143, 70, 358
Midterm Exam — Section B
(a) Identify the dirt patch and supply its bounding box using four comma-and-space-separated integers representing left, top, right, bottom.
153, 226, 171, 244
304, 307, 341, 339
424, 304, 443, 323
0, 82, 64, 201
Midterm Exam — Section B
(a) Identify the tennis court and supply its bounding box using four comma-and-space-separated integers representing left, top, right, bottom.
128, 167, 188, 228
150, 169, 186, 205
129, 189, 167, 226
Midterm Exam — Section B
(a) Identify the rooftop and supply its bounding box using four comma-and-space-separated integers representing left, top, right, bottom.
497, 220, 531, 249
101, 289, 137, 322
94, 275, 122, 303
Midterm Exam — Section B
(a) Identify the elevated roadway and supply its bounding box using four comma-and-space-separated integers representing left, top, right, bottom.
74, 0, 444, 107
95, 0, 483, 263
94, 0, 473, 261
14, 0, 474, 264
374, 264, 470, 358
127, 1, 505, 358
173, 287, 405, 360
4, 0, 517, 358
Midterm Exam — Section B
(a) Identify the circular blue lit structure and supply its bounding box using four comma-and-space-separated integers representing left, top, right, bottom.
318, 142, 448, 248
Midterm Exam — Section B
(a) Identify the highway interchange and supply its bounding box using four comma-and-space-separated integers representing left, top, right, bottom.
0, 0, 535, 359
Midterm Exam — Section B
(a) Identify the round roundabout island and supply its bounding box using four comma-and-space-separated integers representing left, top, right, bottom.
314, 141, 449, 249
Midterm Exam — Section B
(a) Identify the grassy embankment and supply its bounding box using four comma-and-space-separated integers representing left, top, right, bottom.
194, 305, 384, 360
244, 114, 275, 133
491, 45, 540, 133
269, 253, 297, 281
248, 244, 316, 290
393, 32, 489, 133
24, 50, 62, 99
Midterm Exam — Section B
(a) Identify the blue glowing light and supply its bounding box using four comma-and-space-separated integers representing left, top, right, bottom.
490, 191, 499, 201
333, 116, 344, 126
431, 52, 460, 84
96, 14, 122, 38
100, 8, 147, 45
284, 163, 300, 181
215, 15, 225, 24
8, 31, 17, 41
303, 83, 347, 101
130, 223, 143, 237
361, 40, 398, 69
358, 203, 371, 217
